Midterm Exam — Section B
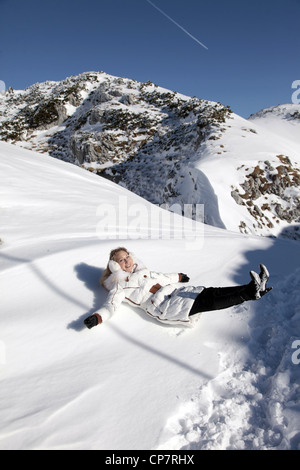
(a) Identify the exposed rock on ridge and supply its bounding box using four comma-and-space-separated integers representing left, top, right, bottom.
1, 72, 300, 239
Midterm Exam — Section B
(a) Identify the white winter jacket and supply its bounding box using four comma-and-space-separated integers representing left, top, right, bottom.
97, 258, 204, 325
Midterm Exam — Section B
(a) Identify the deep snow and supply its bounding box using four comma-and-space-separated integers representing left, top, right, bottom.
0, 141, 299, 450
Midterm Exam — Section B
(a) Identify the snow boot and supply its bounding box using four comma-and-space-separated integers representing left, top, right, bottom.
259, 264, 270, 292
243, 266, 272, 299
249, 270, 262, 299
249, 265, 272, 298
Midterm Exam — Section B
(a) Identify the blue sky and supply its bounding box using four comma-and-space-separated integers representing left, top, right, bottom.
0, 0, 299, 117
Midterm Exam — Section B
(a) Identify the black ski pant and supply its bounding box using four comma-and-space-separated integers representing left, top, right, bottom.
189, 284, 253, 316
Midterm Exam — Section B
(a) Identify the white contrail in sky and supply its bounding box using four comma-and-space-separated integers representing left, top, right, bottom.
146, 0, 208, 50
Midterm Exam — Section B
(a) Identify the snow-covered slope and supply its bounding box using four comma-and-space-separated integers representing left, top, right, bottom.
249, 104, 300, 147
198, 105, 300, 239
0, 142, 299, 450
109, 106, 300, 240
1, 72, 299, 240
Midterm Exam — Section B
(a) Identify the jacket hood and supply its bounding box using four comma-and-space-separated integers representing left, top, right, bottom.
103, 254, 147, 291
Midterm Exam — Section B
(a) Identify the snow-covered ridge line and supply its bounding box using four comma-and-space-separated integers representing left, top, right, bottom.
1, 72, 300, 240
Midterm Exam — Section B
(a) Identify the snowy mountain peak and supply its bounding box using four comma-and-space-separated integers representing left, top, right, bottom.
0, 71, 231, 163
249, 103, 300, 121
0, 73, 300, 240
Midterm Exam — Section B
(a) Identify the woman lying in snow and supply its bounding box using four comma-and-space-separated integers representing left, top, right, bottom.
84, 247, 272, 329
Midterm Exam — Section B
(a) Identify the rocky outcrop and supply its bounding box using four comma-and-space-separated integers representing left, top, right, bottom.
0, 72, 232, 166
231, 155, 300, 237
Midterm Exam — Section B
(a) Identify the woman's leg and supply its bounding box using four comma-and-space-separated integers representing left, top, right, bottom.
189, 285, 251, 315
189, 266, 272, 316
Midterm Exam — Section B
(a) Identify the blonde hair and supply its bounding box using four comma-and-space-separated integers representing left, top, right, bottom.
100, 247, 129, 289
